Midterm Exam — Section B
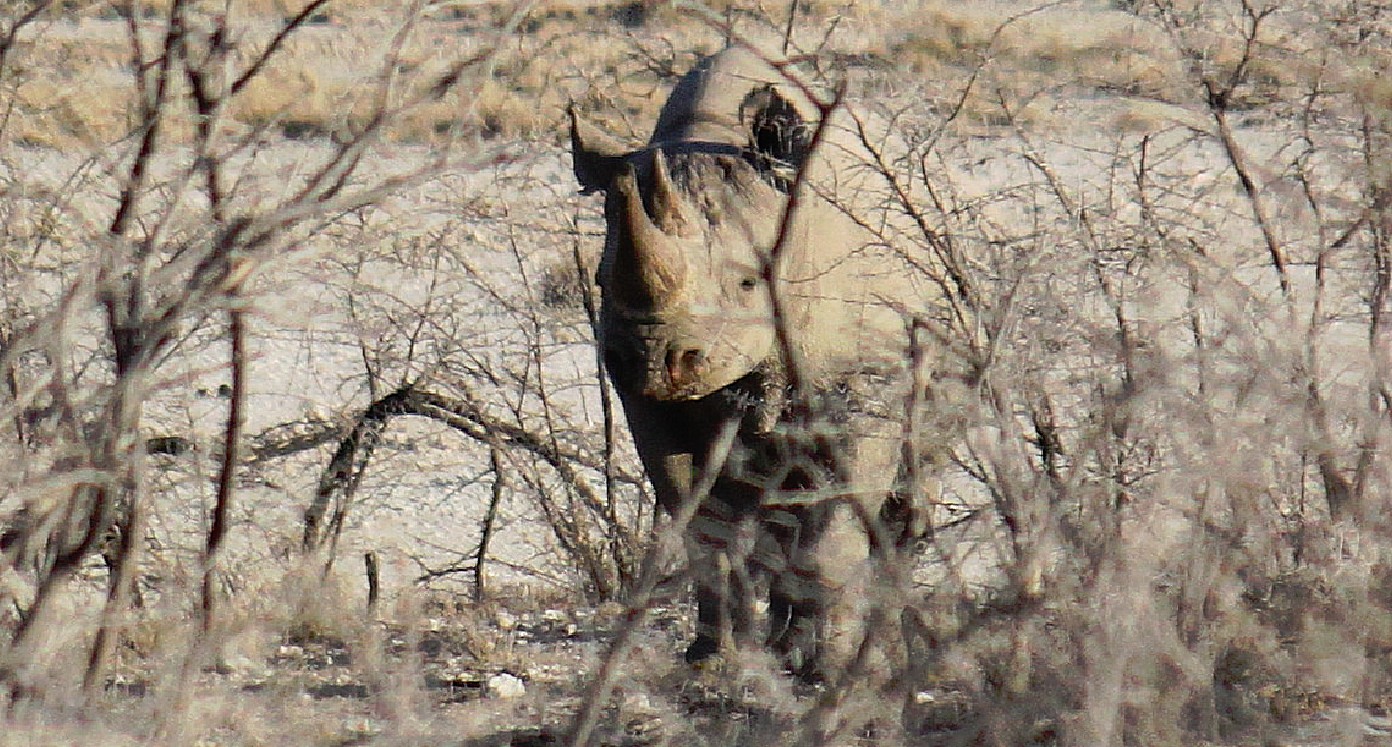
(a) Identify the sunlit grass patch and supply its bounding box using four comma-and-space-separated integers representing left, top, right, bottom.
886, 2, 1186, 102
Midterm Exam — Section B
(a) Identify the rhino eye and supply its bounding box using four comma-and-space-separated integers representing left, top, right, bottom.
739, 277, 759, 292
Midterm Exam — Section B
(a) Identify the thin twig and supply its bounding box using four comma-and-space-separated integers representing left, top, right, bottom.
202, 306, 246, 627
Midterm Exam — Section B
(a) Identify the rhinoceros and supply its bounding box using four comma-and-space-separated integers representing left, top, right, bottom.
570, 47, 946, 679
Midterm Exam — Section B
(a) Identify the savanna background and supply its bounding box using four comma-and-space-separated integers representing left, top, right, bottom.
1, 0, 1390, 745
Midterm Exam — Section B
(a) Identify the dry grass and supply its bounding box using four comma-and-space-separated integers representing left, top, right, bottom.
10, 0, 1347, 150
2, 3, 720, 148
10, 1, 1171, 150
11, 0, 1318, 150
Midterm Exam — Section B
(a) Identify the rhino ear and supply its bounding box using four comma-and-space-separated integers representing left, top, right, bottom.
569, 104, 630, 194
740, 85, 813, 183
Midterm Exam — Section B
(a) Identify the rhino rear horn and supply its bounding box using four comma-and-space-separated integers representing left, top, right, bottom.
569, 104, 629, 194
649, 150, 694, 236
612, 164, 686, 309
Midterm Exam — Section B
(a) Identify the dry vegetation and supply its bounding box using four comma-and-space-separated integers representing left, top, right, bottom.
1, 0, 1391, 745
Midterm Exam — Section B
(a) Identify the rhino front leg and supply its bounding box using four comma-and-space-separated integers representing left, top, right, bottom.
764, 409, 901, 682
762, 503, 819, 679
686, 556, 757, 664
768, 499, 875, 682
685, 500, 761, 664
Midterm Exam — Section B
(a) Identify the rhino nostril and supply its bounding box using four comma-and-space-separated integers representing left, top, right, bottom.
666, 346, 706, 387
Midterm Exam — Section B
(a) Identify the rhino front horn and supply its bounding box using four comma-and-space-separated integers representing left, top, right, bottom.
612, 164, 686, 310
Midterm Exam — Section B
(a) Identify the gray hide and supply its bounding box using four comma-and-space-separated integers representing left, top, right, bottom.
571, 47, 936, 680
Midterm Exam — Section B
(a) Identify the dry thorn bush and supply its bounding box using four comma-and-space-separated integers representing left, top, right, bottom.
0, 1, 1390, 746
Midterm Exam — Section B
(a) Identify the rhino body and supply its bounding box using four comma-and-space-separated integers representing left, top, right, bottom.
571, 48, 937, 678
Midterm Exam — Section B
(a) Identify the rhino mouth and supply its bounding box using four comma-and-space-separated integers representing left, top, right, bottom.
644, 363, 744, 401
647, 349, 772, 402
605, 332, 785, 418
603, 321, 773, 402
714, 363, 788, 434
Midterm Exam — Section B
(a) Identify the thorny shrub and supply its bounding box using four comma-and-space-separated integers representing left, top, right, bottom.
0, 1, 1390, 747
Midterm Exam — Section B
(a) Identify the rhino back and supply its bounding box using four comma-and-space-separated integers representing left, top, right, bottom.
651, 48, 817, 147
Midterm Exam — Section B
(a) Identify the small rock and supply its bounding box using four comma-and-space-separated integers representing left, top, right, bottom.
220, 653, 269, 679
623, 691, 653, 712
487, 672, 526, 699
541, 609, 567, 623
344, 716, 380, 736
495, 610, 519, 630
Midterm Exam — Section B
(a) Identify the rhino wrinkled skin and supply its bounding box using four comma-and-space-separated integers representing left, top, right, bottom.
571, 47, 939, 680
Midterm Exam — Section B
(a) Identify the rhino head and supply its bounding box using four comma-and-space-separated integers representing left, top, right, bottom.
570, 86, 814, 402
